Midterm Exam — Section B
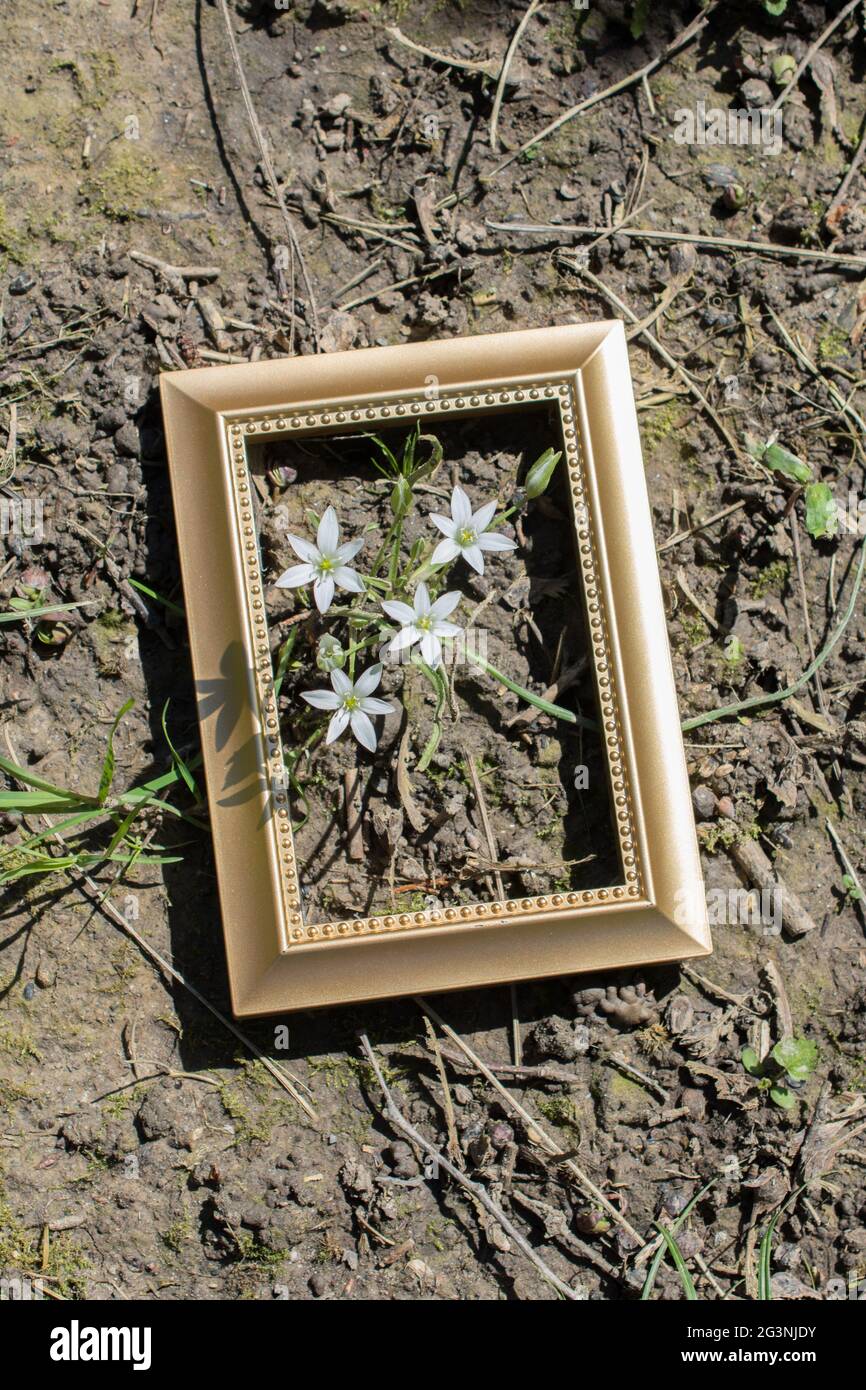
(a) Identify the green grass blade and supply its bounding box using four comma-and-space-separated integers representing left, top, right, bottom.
273, 628, 298, 701
758, 1208, 784, 1300
128, 577, 185, 618
464, 648, 595, 726
97, 699, 135, 806
640, 1178, 716, 1301
416, 660, 446, 772
0, 750, 93, 801
7, 809, 104, 850
653, 1225, 698, 1300
161, 700, 199, 800
0, 600, 97, 624
0, 790, 86, 812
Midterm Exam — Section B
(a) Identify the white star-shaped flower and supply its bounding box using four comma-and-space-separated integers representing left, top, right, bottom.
275, 506, 364, 614
429, 486, 516, 575
300, 664, 394, 751
381, 582, 462, 669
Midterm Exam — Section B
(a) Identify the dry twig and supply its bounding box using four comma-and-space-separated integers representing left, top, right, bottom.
359, 1033, 584, 1299
488, 4, 717, 174
771, 0, 862, 112
487, 221, 866, 273
415, 997, 645, 1248
489, 0, 542, 152
216, 0, 319, 351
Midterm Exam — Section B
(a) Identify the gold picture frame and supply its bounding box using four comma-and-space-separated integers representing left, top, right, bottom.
160, 321, 710, 1016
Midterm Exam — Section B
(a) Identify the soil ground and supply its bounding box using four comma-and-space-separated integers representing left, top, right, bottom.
1, 0, 865, 1302
261, 412, 618, 923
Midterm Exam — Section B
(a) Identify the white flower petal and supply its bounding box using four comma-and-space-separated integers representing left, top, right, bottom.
472, 499, 498, 534
429, 589, 462, 621
429, 512, 457, 538
354, 664, 383, 698
359, 696, 394, 716
477, 532, 516, 553
433, 620, 461, 638
313, 574, 335, 613
381, 599, 416, 625
431, 537, 461, 567
349, 708, 377, 751
419, 631, 442, 667
326, 707, 350, 743
336, 537, 364, 563
274, 562, 315, 589
451, 486, 472, 527
388, 626, 420, 652
287, 534, 319, 564
317, 506, 340, 556
333, 565, 365, 593
301, 688, 342, 710
331, 668, 352, 696
463, 544, 485, 574
414, 582, 431, 617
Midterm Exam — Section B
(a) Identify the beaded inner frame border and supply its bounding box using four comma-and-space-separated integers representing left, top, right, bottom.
223, 375, 643, 951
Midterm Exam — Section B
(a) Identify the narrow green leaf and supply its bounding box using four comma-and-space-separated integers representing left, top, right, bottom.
653, 1225, 698, 1300
631, 0, 650, 40
758, 1207, 784, 1299
465, 648, 595, 727
747, 437, 812, 484
640, 1179, 716, 1301
416, 660, 446, 772
0, 600, 96, 624
98, 698, 134, 807
128, 577, 185, 618
0, 750, 90, 801
0, 790, 84, 811
161, 700, 199, 800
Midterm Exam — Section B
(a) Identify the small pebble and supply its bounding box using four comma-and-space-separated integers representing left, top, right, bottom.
490, 1121, 514, 1150
691, 785, 717, 820
23, 982, 36, 1001
36, 961, 56, 989
9, 272, 36, 295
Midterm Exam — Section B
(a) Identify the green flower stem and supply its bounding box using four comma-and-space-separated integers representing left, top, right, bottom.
405, 549, 442, 588
388, 516, 406, 589
344, 633, 382, 663
464, 648, 596, 728
327, 606, 384, 623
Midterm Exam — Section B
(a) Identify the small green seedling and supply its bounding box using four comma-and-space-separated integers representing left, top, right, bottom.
723, 634, 744, 666
746, 434, 811, 484
742, 1036, 819, 1109
842, 873, 864, 904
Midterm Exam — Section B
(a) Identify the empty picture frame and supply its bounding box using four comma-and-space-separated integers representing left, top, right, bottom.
160, 322, 710, 1016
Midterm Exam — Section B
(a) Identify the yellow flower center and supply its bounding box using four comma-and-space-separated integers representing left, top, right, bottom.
457, 527, 476, 547
344, 694, 360, 710
318, 556, 335, 573
417, 615, 432, 631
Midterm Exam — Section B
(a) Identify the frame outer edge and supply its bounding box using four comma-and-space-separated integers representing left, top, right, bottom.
578, 324, 709, 951
159, 377, 284, 1013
